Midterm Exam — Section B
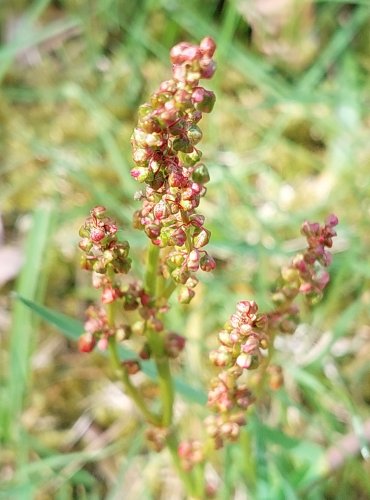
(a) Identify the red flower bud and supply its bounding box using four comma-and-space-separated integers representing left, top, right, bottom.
78, 333, 96, 353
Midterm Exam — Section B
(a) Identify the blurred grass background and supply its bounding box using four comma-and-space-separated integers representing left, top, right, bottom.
1, 0, 370, 498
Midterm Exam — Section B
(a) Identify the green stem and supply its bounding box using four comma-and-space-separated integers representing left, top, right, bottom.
255, 330, 276, 399
108, 336, 161, 426
147, 328, 174, 426
144, 242, 175, 426
162, 280, 177, 300
143, 242, 198, 495
145, 243, 160, 296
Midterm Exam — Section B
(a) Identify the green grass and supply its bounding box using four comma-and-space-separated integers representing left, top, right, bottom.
1, 0, 370, 498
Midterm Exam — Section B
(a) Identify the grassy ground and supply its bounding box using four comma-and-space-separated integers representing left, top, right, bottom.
1, 1, 370, 498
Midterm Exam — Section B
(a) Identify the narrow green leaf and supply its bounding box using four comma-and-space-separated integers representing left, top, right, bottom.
3, 206, 55, 442
16, 295, 83, 340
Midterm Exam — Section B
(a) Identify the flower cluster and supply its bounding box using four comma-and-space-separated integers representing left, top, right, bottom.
202, 215, 339, 454
178, 439, 204, 471
79, 206, 131, 276
205, 300, 268, 448
131, 37, 217, 302
268, 214, 339, 334
78, 206, 186, 362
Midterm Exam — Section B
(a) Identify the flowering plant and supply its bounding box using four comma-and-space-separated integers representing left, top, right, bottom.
76, 37, 338, 498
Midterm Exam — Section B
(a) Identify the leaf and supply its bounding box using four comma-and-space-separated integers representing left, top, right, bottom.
17, 294, 83, 340
2, 206, 55, 442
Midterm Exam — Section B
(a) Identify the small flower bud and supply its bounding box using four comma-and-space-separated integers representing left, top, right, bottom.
190, 214, 205, 227
139, 343, 151, 360
178, 286, 195, 304
116, 324, 132, 341
326, 213, 339, 227
79, 238, 93, 252
165, 332, 186, 358
123, 360, 140, 375
187, 125, 203, 145
169, 227, 187, 246
192, 88, 216, 113
130, 167, 152, 183
97, 337, 108, 351
173, 136, 193, 153
172, 268, 190, 284
192, 163, 210, 184
200, 60, 216, 79
193, 227, 211, 248
92, 272, 105, 289
101, 287, 120, 304
91, 206, 106, 219
200, 36, 216, 57
90, 227, 105, 243
200, 253, 216, 271
79, 226, 90, 238
78, 333, 96, 353
187, 249, 200, 271
153, 200, 169, 220
210, 347, 232, 367
179, 148, 202, 166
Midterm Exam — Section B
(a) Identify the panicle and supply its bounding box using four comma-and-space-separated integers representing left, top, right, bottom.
130, 37, 217, 303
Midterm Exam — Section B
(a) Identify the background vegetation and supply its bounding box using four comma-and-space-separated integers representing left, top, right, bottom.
1, 0, 369, 498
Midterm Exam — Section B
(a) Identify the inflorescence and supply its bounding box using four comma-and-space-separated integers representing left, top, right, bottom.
76, 35, 339, 490
131, 37, 217, 303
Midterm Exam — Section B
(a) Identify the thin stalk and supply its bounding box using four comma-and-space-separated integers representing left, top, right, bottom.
145, 243, 160, 296
143, 241, 198, 495
254, 331, 276, 399
144, 242, 175, 426
156, 352, 174, 426
108, 336, 161, 426
162, 280, 177, 300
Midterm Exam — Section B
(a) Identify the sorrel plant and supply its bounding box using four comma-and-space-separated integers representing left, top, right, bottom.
76, 37, 338, 498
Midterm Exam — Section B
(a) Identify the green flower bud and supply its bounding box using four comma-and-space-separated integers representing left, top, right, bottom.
179, 149, 202, 166
187, 125, 203, 145
173, 137, 193, 153
193, 227, 211, 248
192, 163, 210, 184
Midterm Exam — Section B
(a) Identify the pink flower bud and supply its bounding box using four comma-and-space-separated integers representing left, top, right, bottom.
91, 206, 106, 219
236, 300, 258, 316
200, 60, 216, 79
200, 253, 216, 272
170, 42, 200, 64
190, 214, 205, 227
299, 282, 313, 293
187, 249, 200, 272
165, 332, 186, 358
193, 227, 211, 248
169, 227, 187, 246
97, 337, 108, 351
209, 347, 232, 367
101, 287, 120, 304
90, 227, 105, 243
153, 200, 169, 220
326, 213, 339, 227
200, 37, 216, 57
192, 88, 216, 113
